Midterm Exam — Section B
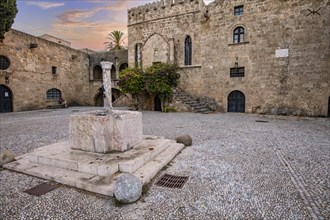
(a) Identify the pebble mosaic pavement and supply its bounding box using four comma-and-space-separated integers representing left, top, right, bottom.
0, 107, 329, 219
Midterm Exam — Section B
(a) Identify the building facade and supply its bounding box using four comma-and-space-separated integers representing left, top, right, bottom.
0, 29, 128, 112
128, 0, 330, 116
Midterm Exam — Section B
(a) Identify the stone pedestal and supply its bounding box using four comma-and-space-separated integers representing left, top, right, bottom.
69, 110, 142, 153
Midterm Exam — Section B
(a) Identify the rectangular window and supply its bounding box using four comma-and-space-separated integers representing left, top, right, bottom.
52, 66, 57, 75
230, 67, 245, 77
234, 5, 244, 16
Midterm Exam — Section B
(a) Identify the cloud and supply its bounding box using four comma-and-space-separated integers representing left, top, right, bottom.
27, 1, 65, 9
50, 0, 153, 50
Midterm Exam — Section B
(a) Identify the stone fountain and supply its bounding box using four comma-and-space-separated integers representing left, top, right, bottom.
4, 61, 185, 198
70, 61, 142, 154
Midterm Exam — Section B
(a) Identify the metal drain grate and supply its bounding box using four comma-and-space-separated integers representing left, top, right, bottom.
256, 120, 268, 123
155, 174, 189, 188
24, 182, 58, 196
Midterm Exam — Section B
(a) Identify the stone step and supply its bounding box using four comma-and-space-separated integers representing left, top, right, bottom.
134, 142, 185, 184
194, 107, 210, 111
190, 103, 205, 108
19, 137, 175, 177
119, 138, 176, 174
4, 158, 118, 196
4, 140, 185, 197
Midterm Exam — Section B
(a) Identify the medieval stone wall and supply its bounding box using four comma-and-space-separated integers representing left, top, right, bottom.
128, 0, 330, 116
0, 29, 127, 112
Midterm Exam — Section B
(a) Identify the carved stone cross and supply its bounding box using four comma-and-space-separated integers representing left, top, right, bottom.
101, 61, 113, 114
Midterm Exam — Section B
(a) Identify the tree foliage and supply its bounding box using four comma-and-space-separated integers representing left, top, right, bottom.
118, 62, 180, 100
0, 0, 18, 42
104, 30, 126, 51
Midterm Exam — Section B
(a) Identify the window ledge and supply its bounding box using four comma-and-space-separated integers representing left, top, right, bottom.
228, 41, 250, 46
179, 64, 202, 69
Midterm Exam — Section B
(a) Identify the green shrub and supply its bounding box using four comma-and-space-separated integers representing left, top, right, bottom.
163, 105, 177, 112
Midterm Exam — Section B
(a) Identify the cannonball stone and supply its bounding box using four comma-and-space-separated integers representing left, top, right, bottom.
114, 173, 142, 204
0, 150, 15, 167
175, 135, 192, 146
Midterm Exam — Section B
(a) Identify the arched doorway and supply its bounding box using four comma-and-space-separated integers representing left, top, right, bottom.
95, 87, 121, 106
112, 88, 121, 102
95, 93, 104, 106
0, 85, 13, 113
228, 90, 245, 113
154, 96, 162, 111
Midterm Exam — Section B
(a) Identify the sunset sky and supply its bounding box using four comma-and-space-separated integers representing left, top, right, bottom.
13, 0, 213, 51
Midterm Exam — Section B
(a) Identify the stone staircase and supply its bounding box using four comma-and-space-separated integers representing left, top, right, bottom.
4, 136, 184, 197
173, 88, 214, 114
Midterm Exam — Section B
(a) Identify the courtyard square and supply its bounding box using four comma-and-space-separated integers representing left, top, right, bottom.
0, 107, 329, 219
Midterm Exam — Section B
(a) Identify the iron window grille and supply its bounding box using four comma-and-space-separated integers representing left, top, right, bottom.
46, 88, 61, 100
234, 5, 244, 16
233, 27, 244, 44
230, 67, 245, 77
0, 55, 10, 70
184, 36, 192, 65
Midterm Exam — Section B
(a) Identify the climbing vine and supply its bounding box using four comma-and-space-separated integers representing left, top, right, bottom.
118, 62, 180, 106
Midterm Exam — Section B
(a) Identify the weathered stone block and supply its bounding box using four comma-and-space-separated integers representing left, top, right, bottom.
70, 110, 142, 153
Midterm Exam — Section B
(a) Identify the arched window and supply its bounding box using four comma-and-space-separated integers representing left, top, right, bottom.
119, 63, 128, 72
135, 44, 139, 67
46, 88, 61, 100
184, 36, 192, 65
233, 27, 244, 44
93, 65, 103, 80
0, 55, 10, 70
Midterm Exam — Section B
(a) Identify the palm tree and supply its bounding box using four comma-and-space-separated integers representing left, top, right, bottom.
104, 30, 126, 51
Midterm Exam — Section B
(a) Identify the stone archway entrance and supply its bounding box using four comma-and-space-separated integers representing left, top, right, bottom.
228, 90, 245, 113
0, 85, 13, 113
94, 87, 121, 106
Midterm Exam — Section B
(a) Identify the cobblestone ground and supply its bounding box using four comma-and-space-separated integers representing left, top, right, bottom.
0, 107, 329, 219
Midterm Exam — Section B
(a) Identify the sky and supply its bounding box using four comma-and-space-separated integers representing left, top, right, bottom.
13, 0, 214, 51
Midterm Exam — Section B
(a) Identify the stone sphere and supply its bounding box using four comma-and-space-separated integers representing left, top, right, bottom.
0, 150, 15, 167
114, 173, 142, 204
175, 135, 192, 146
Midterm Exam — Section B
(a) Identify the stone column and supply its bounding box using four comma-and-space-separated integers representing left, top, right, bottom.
101, 61, 113, 114
115, 56, 119, 80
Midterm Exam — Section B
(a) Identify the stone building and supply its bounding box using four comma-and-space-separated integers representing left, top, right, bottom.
128, 0, 330, 116
0, 29, 128, 113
